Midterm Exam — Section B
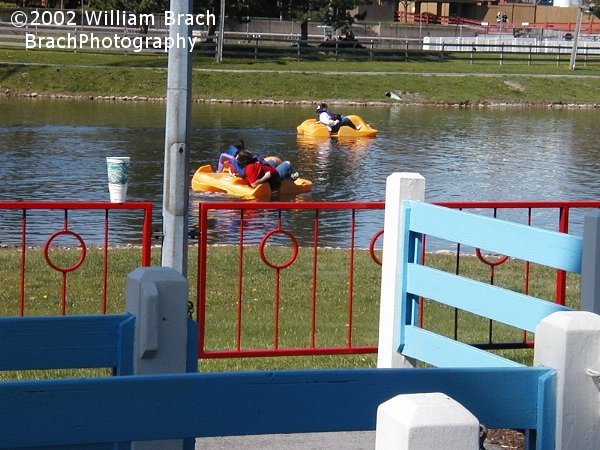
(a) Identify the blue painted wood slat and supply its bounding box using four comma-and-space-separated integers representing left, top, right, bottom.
115, 315, 135, 376
401, 325, 523, 368
0, 314, 132, 371
396, 204, 417, 350
404, 201, 583, 273
0, 368, 555, 449
537, 369, 558, 450
406, 263, 572, 332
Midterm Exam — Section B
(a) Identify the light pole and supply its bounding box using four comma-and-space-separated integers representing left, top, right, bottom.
569, 2, 595, 70
216, 0, 225, 62
569, 5, 584, 70
162, 0, 193, 276
80, 0, 85, 30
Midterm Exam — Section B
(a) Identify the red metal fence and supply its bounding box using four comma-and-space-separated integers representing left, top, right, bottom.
398, 12, 600, 34
197, 200, 600, 359
0, 202, 153, 316
2, 200, 598, 357
197, 201, 385, 358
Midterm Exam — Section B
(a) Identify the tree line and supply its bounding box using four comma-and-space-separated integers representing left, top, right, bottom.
86, 0, 370, 41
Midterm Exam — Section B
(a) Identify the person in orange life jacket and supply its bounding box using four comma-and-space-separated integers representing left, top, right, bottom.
235, 150, 299, 190
316, 103, 360, 133
216, 139, 245, 174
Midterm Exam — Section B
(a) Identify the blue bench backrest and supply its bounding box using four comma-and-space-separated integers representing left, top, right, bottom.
397, 201, 579, 368
0, 314, 135, 374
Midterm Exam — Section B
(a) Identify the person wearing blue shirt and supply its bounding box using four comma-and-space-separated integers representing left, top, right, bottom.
216, 140, 245, 174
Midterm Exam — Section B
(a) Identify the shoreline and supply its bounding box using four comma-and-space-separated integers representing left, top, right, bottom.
3, 48, 600, 107
3, 91, 600, 109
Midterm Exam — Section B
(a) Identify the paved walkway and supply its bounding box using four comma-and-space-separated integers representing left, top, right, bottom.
1, 59, 600, 79
196, 431, 375, 449
195, 431, 507, 449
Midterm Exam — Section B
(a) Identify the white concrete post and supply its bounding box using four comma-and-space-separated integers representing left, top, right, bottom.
126, 267, 190, 450
375, 392, 480, 449
534, 311, 600, 450
377, 173, 426, 368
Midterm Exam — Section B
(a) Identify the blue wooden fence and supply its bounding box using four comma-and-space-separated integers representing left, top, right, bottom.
397, 201, 575, 370
1, 367, 555, 448
0, 315, 135, 374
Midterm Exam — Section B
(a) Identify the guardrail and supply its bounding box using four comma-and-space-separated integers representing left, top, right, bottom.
196, 201, 385, 359
196, 200, 600, 359
433, 201, 600, 351
423, 38, 600, 66
4, 24, 600, 65
0, 201, 153, 316
1, 199, 598, 358
198, 35, 600, 64
399, 12, 600, 34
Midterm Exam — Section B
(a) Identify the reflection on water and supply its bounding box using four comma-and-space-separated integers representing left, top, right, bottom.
294, 133, 376, 203
0, 99, 599, 246
296, 134, 373, 153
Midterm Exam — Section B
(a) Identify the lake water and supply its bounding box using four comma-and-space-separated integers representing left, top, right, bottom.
0, 98, 598, 246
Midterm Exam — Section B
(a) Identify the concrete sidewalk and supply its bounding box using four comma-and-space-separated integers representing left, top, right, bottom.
196, 431, 375, 449
195, 431, 507, 449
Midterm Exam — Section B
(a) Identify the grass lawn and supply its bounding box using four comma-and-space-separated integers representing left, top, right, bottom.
0, 245, 580, 379
1, 47, 600, 104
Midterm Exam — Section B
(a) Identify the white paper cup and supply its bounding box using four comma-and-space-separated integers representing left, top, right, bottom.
108, 183, 128, 203
106, 157, 130, 185
106, 157, 130, 203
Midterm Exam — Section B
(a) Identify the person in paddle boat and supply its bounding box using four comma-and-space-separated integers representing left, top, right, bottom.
216, 139, 246, 174
316, 103, 361, 133
235, 150, 299, 192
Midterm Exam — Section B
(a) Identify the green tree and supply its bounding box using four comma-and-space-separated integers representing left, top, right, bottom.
88, 0, 168, 32
89, 0, 168, 14
89, 0, 254, 36
327, 0, 367, 32
194, 0, 271, 42
194, 0, 255, 22
280, 0, 368, 43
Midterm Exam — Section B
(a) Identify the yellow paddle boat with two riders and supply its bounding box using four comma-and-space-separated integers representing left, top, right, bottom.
191, 157, 312, 200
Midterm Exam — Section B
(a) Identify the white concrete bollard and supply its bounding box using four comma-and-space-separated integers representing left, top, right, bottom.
534, 311, 600, 450
377, 173, 425, 368
375, 392, 480, 449
126, 267, 189, 375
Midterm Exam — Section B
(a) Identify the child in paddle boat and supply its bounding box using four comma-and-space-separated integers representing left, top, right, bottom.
235, 150, 299, 192
216, 139, 245, 174
316, 103, 361, 133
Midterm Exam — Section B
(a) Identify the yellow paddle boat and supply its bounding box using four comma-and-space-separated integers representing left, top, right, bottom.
296, 115, 377, 138
191, 164, 312, 200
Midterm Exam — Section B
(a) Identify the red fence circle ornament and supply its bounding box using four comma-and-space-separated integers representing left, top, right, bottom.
475, 248, 509, 267
43, 230, 87, 273
259, 229, 299, 270
369, 229, 384, 266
